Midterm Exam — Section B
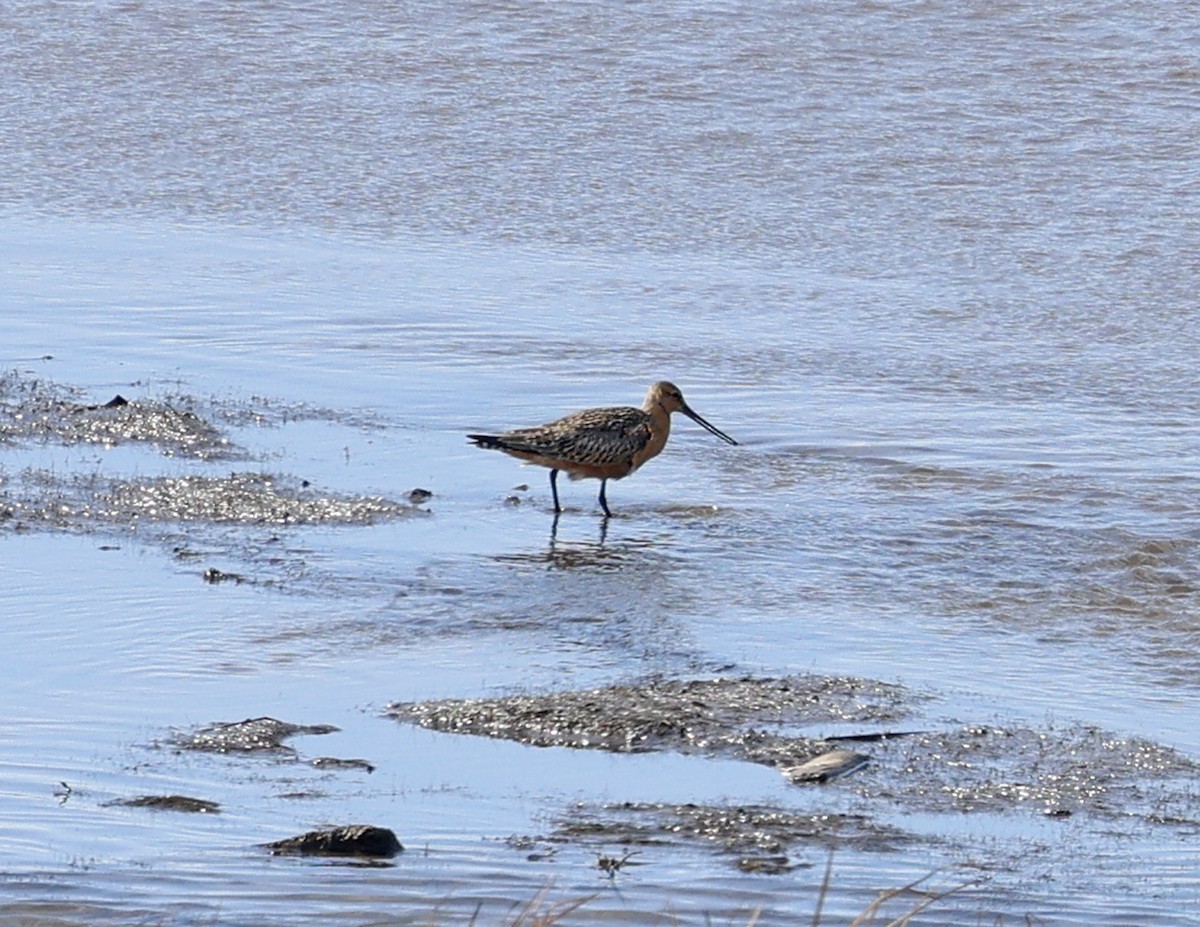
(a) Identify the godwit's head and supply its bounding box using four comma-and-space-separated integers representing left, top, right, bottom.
644, 381, 738, 445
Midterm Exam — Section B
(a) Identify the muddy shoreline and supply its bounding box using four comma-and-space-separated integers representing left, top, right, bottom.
387, 674, 1200, 875
5, 369, 1200, 923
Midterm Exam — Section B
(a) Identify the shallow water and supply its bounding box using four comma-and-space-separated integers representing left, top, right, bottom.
4, 1, 1200, 924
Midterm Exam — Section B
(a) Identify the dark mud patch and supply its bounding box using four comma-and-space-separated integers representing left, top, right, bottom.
864, 722, 1200, 822
5, 470, 416, 531
386, 675, 911, 759
0, 370, 389, 458
0, 372, 237, 459
0, 374, 428, 612
1, 370, 414, 544
173, 717, 339, 756
168, 718, 380, 783
1, 372, 431, 615
264, 824, 403, 859
1, 468, 425, 595
553, 802, 910, 869
101, 472, 413, 525
388, 674, 1200, 864
310, 757, 376, 773
105, 795, 221, 813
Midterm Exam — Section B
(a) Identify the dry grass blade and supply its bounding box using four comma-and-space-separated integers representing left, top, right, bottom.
847, 871, 974, 927
809, 849, 837, 927
504, 886, 596, 926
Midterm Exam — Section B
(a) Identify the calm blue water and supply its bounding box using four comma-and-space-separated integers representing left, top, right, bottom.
3, 1, 1200, 924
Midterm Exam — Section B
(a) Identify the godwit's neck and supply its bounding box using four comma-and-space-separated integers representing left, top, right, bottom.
631, 399, 673, 472
642, 396, 673, 434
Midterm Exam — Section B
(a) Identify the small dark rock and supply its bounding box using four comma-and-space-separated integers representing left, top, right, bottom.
108, 794, 220, 813
311, 757, 376, 773
203, 567, 244, 584
265, 824, 403, 858
177, 716, 339, 754
407, 488, 433, 503
736, 855, 798, 874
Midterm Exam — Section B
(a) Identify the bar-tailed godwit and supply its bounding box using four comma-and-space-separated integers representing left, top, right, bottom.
468, 381, 737, 516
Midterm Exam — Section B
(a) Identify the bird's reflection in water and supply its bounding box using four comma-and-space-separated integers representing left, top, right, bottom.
552, 510, 606, 547
482, 511, 698, 669
491, 512, 667, 572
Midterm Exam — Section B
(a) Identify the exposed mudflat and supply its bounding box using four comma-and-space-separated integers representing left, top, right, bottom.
6, 359, 1200, 926
1, 372, 419, 534
387, 674, 911, 757
388, 675, 1200, 875
1, 372, 237, 459
4, 469, 419, 531
105, 795, 222, 814
173, 717, 341, 756
1, 370, 427, 601
0, 371, 386, 458
870, 722, 1200, 821
7, 2, 1200, 921
552, 801, 911, 863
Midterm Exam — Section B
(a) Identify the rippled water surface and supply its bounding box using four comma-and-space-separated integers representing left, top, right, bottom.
3, 1, 1200, 924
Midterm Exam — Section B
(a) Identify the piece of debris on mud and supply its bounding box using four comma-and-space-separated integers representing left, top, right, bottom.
386, 675, 912, 762
736, 854, 801, 874
264, 824, 403, 858
596, 849, 642, 877
203, 566, 246, 584
782, 748, 871, 784
553, 802, 909, 866
407, 488, 433, 504
106, 795, 221, 813
502, 834, 558, 862
825, 729, 927, 744
871, 723, 1200, 824
311, 757, 376, 773
0, 373, 237, 460
174, 717, 338, 755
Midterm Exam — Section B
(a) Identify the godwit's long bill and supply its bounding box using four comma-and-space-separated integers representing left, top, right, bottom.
468, 381, 738, 517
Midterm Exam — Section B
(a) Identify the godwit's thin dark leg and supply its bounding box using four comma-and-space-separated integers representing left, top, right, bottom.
598, 479, 612, 518
549, 468, 562, 513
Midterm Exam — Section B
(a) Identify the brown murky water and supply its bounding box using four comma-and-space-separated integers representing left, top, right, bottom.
3, 1, 1200, 924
